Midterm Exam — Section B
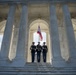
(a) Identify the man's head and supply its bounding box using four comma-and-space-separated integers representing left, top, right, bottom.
38, 42, 40, 45
32, 42, 35, 45
43, 42, 46, 45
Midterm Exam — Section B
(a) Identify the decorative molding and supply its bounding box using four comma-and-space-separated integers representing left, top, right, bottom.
0, 0, 76, 4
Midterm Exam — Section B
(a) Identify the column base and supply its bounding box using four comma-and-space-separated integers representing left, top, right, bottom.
65, 58, 76, 67
10, 57, 26, 67
51, 58, 66, 67
51, 58, 76, 67
0, 58, 11, 67
0, 57, 26, 67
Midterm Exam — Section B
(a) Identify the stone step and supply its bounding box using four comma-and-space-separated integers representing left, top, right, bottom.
0, 63, 76, 75
0, 67, 76, 70
0, 72, 76, 75
0, 66, 76, 71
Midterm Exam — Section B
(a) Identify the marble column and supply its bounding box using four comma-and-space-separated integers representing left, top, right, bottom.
49, 5, 65, 67
0, 4, 16, 66
11, 4, 28, 67
62, 4, 76, 67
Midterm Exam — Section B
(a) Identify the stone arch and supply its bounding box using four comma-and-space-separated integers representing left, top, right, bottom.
0, 20, 6, 34
27, 19, 52, 63
0, 20, 6, 51
0, 20, 15, 61
29, 19, 49, 28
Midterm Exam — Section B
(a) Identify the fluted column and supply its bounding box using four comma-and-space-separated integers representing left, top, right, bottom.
49, 5, 65, 67
0, 5, 16, 66
62, 4, 76, 67
11, 4, 28, 67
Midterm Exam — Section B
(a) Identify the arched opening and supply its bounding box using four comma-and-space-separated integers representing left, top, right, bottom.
27, 19, 52, 63
0, 20, 6, 51
0, 20, 15, 61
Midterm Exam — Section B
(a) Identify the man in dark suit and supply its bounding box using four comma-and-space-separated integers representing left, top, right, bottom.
42, 42, 48, 62
36, 42, 42, 62
30, 42, 36, 62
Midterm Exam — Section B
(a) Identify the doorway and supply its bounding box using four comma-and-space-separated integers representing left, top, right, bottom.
27, 19, 52, 63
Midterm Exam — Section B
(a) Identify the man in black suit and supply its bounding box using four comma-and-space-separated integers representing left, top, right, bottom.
36, 42, 42, 62
30, 42, 36, 62
42, 42, 48, 62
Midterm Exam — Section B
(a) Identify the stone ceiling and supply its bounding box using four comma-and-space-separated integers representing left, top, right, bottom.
0, 3, 76, 21
0, 3, 76, 32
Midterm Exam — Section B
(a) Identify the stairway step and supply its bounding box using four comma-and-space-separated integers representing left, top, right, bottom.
0, 63, 76, 75
0, 72, 76, 75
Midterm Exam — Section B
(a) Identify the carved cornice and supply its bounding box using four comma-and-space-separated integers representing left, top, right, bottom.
0, 0, 76, 4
